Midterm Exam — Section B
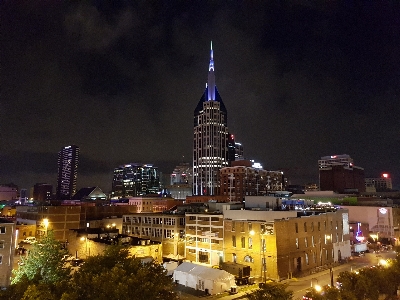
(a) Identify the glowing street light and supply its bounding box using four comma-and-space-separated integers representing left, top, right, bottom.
43, 218, 49, 236
80, 236, 90, 257
379, 259, 388, 267
370, 234, 378, 241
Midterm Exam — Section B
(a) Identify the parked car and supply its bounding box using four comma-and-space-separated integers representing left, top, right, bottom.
22, 237, 37, 244
63, 254, 74, 262
71, 258, 84, 267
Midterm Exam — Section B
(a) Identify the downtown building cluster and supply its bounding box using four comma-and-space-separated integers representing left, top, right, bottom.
0, 44, 399, 292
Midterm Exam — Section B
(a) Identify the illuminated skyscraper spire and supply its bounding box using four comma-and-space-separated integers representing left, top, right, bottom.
207, 41, 215, 100
193, 43, 229, 196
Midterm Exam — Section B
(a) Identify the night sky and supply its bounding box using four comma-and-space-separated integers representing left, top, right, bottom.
1, 1, 399, 192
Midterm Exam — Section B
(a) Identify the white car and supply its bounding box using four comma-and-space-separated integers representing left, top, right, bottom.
23, 237, 37, 244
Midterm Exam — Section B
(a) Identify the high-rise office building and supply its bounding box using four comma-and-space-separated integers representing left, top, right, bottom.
227, 134, 236, 165
234, 142, 244, 160
112, 163, 160, 198
318, 154, 365, 193
318, 154, 353, 169
193, 43, 229, 195
56, 145, 79, 200
170, 162, 193, 185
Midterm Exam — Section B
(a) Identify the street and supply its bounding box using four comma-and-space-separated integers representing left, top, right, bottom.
175, 250, 397, 300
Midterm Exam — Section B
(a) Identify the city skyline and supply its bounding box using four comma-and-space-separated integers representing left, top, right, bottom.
1, 2, 399, 192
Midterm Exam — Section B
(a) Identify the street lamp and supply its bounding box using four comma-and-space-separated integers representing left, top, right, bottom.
314, 284, 322, 293
80, 236, 90, 258
43, 218, 49, 237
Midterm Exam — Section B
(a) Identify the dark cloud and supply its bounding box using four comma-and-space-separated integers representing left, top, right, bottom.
1, 1, 399, 191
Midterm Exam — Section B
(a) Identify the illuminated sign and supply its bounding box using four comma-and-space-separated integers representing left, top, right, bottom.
382, 173, 389, 178
379, 208, 388, 214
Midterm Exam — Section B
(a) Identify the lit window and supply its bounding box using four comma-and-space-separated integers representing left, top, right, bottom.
248, 237, 253, 249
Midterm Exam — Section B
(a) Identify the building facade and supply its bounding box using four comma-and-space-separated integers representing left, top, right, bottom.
0, 185, 18, 201
223, 209, 351, 281
193, 43, 229, 196
318, 154, 365, 193
167, 162, 193, 200
56, 145, 79, 200
320, 165, 365, 193
122, 213, 186, 259
235, 142, 244, 160
33, 183, 53, 201
185, 213, 224, 266
112, 163, 160, 198
127, 196, 180, 213
170, 162, 193, 186
365, 173, 393, 192
220, 161, 285, 202
16, 205, 138, 241
318, 154, 354, 169
0, 219, 16, 287
341, 205, 400, 244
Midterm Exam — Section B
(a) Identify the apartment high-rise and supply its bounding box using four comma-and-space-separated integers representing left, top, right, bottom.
56, 145, 79, 200
193, 43, 229, 195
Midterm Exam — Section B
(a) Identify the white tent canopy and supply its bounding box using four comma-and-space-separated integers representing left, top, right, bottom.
173, 262, 235, 295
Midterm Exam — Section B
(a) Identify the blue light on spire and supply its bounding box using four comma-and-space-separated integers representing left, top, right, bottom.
209, 41, 214, 71
207, 41, 215, 100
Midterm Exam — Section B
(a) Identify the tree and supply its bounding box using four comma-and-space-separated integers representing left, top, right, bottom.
247, 282, 294, 300
21, 284, 58, 300
303, 289, 325, 300
60, 245, 177, 300
12, 231, 71, 284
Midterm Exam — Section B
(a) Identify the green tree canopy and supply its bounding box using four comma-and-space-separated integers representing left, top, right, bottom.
12, 231, 70, 285
4, 244, 177, 300
247, 282, 294, 300
61, 246, 177, 300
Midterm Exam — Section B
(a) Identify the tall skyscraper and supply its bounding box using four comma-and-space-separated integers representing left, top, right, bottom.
227, 134, 236, 165
234, 141, 244, 160
193, 43, 229, 195
56, 145, 79, 199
